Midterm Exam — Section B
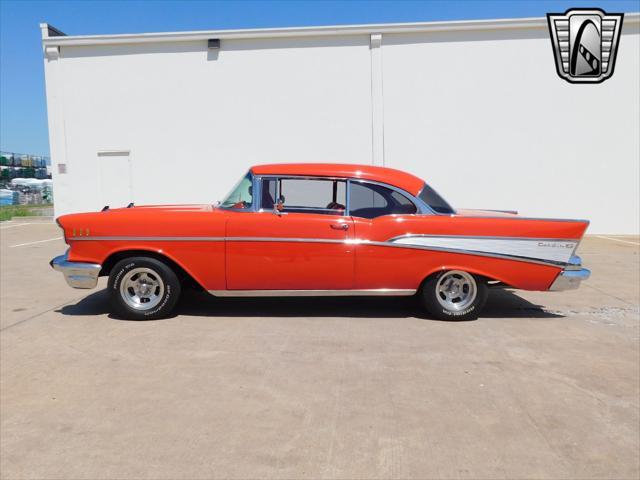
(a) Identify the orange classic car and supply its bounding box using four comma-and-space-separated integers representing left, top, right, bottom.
51, 163, 590, 320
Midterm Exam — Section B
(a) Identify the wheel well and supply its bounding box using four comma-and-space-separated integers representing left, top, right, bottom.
419, 269, 500, 290
100, 250, 204, 290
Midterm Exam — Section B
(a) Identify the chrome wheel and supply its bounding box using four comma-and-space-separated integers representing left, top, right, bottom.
435, 270, 477, 312
119, 267, 165, 311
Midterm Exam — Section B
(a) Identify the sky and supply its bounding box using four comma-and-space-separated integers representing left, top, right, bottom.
1, 0, 639, 156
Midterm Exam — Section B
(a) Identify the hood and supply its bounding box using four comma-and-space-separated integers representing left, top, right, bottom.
56, 203, 224, 239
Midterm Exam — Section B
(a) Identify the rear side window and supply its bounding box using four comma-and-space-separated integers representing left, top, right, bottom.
418, 183, 455, 214
349, 182, 417, 219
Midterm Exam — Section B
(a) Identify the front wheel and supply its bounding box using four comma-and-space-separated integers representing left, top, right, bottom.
108, 257, 181, 320
420, 270, 488, 321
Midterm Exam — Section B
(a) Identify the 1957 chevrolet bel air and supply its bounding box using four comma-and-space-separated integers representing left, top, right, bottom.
51, 164, 590, 320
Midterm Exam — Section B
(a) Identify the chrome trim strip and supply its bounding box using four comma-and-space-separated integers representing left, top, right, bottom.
387, 234, 578, 243
68, 235, 571, 267
208, 288, 416, 297
478, 209, 519, 215
226, 236, 345, 243
71, 236, 226, 241
453, 215, 590, 223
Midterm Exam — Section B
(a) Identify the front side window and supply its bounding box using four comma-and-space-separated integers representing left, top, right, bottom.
261, 177, 346, 215
418, 183, 455, 214
220, 173, 253, 209
349, 182, 417, 219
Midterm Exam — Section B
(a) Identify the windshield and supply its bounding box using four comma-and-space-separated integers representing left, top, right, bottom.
220, 173, 253, 209
418, 183, 455, 214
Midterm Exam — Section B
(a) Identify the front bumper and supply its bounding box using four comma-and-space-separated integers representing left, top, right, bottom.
50, 251, 101, 289
549, 255, 591, 291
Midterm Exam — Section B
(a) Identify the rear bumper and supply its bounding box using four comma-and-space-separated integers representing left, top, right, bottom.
50, 251, 101, 289
549, 255, 591, 291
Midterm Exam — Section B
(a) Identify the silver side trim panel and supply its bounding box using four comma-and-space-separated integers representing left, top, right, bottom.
389, 235, 577, 264
208, 288, 416, 297
365, 242, 568, 267
50, 251, 101, 289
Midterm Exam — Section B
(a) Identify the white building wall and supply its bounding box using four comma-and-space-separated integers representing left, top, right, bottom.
46, 35, 373, 213
382, 27, 640, 234
42, 17, 640, 233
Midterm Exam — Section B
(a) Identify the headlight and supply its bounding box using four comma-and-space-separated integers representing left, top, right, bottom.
55, 218, 68, 244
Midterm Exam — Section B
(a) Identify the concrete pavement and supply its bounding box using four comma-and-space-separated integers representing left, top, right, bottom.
1, 222, 638, 479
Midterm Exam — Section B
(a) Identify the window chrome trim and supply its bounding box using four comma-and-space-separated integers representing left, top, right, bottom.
252, 174, 433, 216
255, 174, 348, 217
216, 171, 259, 213
347, 178, 434, 216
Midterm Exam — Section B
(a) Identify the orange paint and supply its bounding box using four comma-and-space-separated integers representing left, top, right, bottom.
57, 164, 589, 292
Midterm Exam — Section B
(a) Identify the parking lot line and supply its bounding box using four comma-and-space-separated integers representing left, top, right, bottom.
0, 223, 38, 230
596, 236, 640, 246
9, 237, 62, 248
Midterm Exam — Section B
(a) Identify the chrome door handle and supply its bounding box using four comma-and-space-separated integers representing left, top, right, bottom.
330, 223, 349, 230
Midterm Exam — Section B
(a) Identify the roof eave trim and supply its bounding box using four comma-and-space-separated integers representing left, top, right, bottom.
38, 16, 551, 47
40, 12, 640, 48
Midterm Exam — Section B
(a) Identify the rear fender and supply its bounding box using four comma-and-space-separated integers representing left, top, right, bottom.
421, 260, 562, 291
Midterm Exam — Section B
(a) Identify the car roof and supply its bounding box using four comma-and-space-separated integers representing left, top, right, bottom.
250, 163, 425, 196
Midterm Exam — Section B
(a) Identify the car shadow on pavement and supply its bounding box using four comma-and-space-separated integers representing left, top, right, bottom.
56, 287, 564, 321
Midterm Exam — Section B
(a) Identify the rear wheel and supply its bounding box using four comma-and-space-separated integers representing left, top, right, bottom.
108, 257, 181, 320
420, 270, 488, 321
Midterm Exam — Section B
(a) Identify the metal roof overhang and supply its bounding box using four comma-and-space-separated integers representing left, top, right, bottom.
41, 14, 639, 47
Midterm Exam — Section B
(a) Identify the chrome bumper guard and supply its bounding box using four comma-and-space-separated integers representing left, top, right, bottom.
50, 251, 101, 289
549, 255, 591, 291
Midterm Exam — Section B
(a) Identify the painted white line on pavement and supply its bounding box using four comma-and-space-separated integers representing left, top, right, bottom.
0, 223, 37, 230
9, 237, 62, 248
597, 236, 640, 246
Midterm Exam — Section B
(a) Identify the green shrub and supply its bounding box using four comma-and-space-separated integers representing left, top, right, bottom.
0, 204, 53, 222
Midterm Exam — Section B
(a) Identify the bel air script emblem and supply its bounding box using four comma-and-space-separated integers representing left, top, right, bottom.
547, 8, 624, 83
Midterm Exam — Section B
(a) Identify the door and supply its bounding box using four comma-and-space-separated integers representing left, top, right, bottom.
98, 151, 131, 208
226, 176, 354, 290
